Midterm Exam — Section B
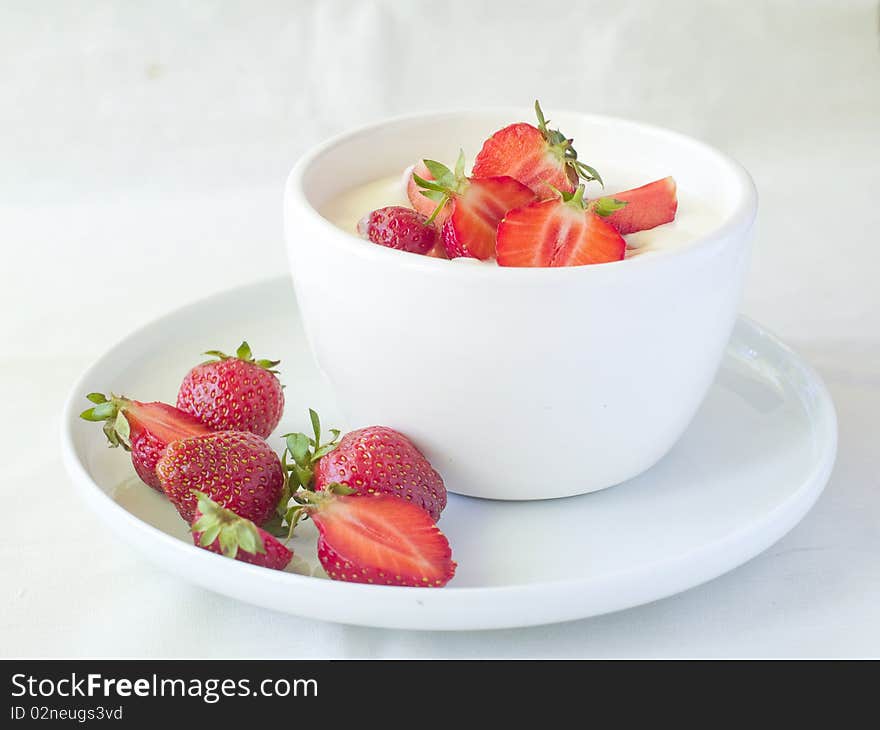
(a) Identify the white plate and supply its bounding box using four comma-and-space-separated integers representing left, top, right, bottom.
61, 277, 837, 631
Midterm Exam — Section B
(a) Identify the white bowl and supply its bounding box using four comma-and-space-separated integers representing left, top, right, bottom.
284, 109, 757, 500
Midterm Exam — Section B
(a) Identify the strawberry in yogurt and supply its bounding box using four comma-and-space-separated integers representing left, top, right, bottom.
320, 102, 686, 267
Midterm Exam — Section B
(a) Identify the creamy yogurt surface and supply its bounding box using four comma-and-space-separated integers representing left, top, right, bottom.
318, 169, 723, 260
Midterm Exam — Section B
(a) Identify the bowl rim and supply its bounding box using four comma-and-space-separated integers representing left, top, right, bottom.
284, 107, 758, 277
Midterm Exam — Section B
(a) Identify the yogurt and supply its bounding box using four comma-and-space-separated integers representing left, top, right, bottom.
319, 169, 723, 259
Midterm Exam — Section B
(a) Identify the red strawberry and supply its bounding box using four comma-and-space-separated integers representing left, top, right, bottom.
312, 426, 446, 522
473, 101, 602, 199
601, 177, 678, 234
299, 489, 455, 587
357, 206, 437, 255
190, 491, 292, 571
280, 411, 445, 523
156, 430, 284, 526
413, 152, 534, 260
80, 393, 212, 491
177, 341, 284, 438
496, 186, 627, 267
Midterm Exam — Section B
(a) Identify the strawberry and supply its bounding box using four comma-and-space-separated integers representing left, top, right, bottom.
357, 206, 437, 255
315, 426, 446, 522
177, 341, 284, 438
293, 488, 455, 587
496, 186, 627, 267
279, 411, 446, 523
156, 430, 284, 526
601, 177, 678, 234
80, 393, 212, 491
413, 152, 534, 260
190, 491, 292, 571
473, 101, 602, 199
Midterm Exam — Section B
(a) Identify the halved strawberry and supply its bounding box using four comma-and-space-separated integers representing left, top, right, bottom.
414, 152, 534, 259
473, 101, 602, 199
300, 489, 456, 587
601, 177, 678, 234
80, 394, 212, 491
496, 186, 627, 267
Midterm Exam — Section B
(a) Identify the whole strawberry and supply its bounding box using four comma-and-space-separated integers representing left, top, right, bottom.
281, 411, 447, 523
191, 492, 292, 571
314, 426, 446, 522
156, 430, 284, 526
80, 393, 212, 491
177, 341, 284, 438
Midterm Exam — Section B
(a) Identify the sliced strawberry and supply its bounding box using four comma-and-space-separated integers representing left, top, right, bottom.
305, 491, 456, 587
601, 177, 678, 234
412, 152, 534, 260
441, 176, 535, 259
496, 186, 626, 268
80, 394, 212, 491
473, 101, 602, 199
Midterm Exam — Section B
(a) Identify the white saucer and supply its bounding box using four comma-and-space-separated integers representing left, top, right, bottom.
61, 277, 837, 631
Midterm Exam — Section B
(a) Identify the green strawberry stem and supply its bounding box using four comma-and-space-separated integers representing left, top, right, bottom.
191, 490, 268, 559
79, 393, 132, 450
413, 149, 469, 224
272, 408, 344, 538
550, 184, 628, 216
534, 100, 604, 187
591, 195, 629, 217
280, 483, 357, 539
202, 340, 281, 374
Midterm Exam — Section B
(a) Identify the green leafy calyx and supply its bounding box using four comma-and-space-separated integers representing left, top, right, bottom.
550, 185, 628, 217
591, 196, 628, 217
202, 341, 281, 374
413, 149, 469, 224
190, 490, 266, 559
553, 184, 589, 210
79, 393, 133, 450
534, 100, 604, 187
272, 409, 343, 538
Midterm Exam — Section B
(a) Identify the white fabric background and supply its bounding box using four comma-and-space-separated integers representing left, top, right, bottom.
2, 0, 878, 657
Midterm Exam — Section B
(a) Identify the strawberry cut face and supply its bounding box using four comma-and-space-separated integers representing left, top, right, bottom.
442, 176, 535, 260
472, 103, 603, 199
473, 122, 578, 199
310, 494, 456, 587
496, 198, 626, 268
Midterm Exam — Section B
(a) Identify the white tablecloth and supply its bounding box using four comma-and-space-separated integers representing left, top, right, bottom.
3, 0, 878, 657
